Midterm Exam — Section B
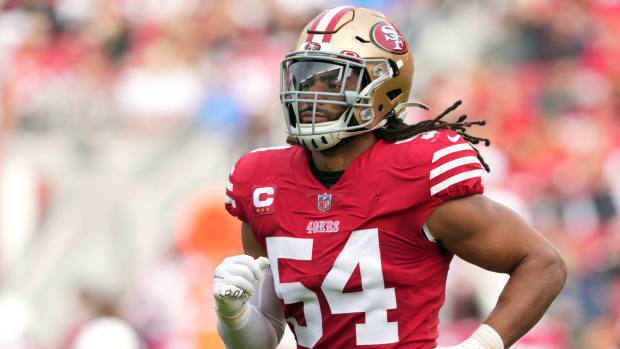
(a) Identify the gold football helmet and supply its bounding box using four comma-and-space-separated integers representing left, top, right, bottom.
280, 6, 428, 151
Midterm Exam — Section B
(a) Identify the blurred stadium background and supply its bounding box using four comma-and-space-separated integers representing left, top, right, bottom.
0, 0, 619, 348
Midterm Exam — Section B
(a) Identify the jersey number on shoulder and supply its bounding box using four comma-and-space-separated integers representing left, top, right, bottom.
266, 228, 398, 348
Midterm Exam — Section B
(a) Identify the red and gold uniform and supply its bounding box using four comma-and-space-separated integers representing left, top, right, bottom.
226, 129, 484, 348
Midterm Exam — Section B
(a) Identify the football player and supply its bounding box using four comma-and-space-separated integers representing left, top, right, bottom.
214, 6, 566, 349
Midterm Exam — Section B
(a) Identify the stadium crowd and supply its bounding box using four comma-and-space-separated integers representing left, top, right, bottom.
0, 0, 618, 348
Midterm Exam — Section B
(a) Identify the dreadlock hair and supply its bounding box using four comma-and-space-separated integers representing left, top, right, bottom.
374, 100, 491, 172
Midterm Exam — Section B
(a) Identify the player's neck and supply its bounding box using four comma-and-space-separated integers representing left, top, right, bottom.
310, 132, 377, 172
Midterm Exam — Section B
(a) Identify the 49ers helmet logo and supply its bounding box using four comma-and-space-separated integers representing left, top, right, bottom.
369, 22, 408, 54
305, 42, 321, 51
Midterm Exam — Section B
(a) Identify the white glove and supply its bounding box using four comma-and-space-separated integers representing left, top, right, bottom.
213, 255, 270, 326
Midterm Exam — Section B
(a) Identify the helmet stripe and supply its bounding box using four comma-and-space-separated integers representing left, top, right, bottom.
322, 6, 354, 43
306, 6, 353, 44
306, 9, 329, 42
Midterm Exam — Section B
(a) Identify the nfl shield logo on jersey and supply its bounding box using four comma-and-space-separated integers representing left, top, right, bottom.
317, 192, 332, 212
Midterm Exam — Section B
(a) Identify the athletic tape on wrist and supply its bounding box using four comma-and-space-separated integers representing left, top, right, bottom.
216, 303, 250, 328
470, 324, 504, 349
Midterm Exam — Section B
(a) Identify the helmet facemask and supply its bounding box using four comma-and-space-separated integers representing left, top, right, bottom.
280, 51, 393, 151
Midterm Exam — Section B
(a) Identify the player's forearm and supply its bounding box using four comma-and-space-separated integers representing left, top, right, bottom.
484, 249, 567, 347
217, 304, 284, 349
214, 255, 286, 349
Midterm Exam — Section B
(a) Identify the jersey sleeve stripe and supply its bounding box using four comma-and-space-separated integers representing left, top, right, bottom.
430, 169, 484, 196
225, 195, 237, 208
432, 143, 472, 163
227, 164, 236, 191
429, 156, 480, 180
422, 224, 436, 243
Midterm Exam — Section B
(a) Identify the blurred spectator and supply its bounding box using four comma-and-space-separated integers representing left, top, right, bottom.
70, 317, 142, 349
113, 28, 203, 129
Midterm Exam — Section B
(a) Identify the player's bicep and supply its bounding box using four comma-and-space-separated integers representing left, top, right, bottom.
426, 195, 555, 274
242, 222, 267, 259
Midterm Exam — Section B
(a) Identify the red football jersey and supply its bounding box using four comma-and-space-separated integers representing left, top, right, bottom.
225, 129, 484, 349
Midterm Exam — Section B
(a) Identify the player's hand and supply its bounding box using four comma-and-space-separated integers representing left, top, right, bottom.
213, 255, 270, 325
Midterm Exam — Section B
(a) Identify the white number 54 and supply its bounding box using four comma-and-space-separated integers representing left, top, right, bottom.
266, 228, 398, 348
